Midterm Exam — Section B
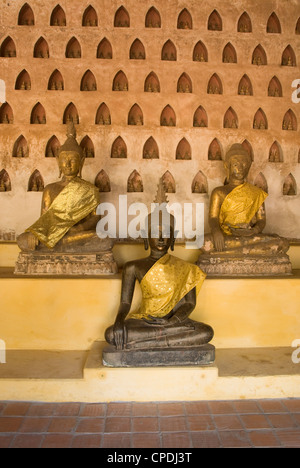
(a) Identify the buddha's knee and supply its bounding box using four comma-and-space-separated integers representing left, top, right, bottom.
104, 325, 114, 345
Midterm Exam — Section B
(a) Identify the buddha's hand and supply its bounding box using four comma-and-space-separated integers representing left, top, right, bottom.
113, 319, 126, 349
17, 232, 38, 251
212, 229, 225, 251
143, 314, 172, 326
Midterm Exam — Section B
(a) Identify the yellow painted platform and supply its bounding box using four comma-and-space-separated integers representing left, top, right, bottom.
0, 342, 299, 402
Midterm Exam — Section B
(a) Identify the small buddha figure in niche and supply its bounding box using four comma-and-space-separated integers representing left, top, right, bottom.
198, 144, 291, 275
17, 122, 112, 254
104, 179, 214, 361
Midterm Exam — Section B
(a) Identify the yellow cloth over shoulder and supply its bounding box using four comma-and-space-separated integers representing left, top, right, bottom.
130, 254, 206, 320
26, 177, 100, 248
219, 182, 268, 236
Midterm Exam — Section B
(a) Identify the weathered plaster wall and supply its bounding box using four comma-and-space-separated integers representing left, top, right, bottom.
0, 0, 299, 239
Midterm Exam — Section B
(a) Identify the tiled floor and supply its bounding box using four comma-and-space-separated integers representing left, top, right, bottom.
0, 399, 300, 448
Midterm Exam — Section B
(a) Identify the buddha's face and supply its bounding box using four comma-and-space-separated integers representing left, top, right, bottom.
227, 154, 251, 181
58, 151, 81, 178
148, 224, 174, 254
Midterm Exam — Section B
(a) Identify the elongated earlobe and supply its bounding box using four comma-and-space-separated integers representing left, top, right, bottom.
144, 238, 149, 251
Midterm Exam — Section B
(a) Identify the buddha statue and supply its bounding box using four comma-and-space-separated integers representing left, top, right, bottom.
198, 143, 292, 276
103, 179, 214, 367
15, 122, 117, 275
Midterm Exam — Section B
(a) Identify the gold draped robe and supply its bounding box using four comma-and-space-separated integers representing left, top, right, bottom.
130, 254, 206, 320
26, 177, 100, 248
219, 182, 268, 236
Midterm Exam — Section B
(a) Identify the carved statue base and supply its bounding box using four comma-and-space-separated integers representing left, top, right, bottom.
14, 250, 118, 276
197, 253, 292, 277
102, 344, 215, 367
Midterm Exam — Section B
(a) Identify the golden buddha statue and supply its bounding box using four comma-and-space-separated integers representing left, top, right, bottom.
103, 180, 214, 367
198, 143, 292, 276
15, 122, 117, 275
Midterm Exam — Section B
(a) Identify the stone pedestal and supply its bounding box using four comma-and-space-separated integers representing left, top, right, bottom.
102, 344, 215, 367
197, 253, 292, 277
14, 250, 118, 276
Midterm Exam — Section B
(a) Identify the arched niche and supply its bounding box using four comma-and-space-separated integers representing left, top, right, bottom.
13, 135, 28, 157
207, 73, 222, 94
161, 40, 177, 61
28, 170, 44, 192
193, 41, 208, 62
0, 169, 11, 192
238, 74, 253, 95
177, 73, 192, 93
253, 108, 268, 129
97, 38, 112, 59
143, 137, 159, 159
238, 12, 252, 32
269, 141, 283, 162
80, 70, 97, 91
0, 103, 14, 124
48, 69, 64, 90
50, 5, 66, 26
130, 39, 145, 59
18, 3, 34, 25
144, 72, 160, 92
223, 107, 238, 128
282, 109, 297, 131
268, 76, 282, 97
63, 103, 79, 124
30, 103, 46, 124
111, 137, 127, 158
114, 6, 130, 27
162, 171, 175, 193
208, 138, 222, 160
192, 171, 208, 194
15, 69, 31, 90
208, 10, 222, 31
0, 36, 16, 57
80, 136, 95, 158
176, 138, 191, 160
252, 44, 267, 65
127, 170, 143, 192
112, 71, 128, 91
65, 37, 81, 58
193, 106, 208, 127
45, 136, 60, 157
128, 104, 143, 125
82, 5, 98, 26
145, 7, 161, 28
95, 170, 111, 192
95, 103, 111, 125
281, 45, 296, 66
242, 140, 254, 161
283, 174, 297, 196
160, 105, 176, 126
33, 37, 49, 58
296, 17, 300, 34
177, 8, 192, 29
267, 12, 281, 33
254, 173, 268, 193
222, 43, 237, 63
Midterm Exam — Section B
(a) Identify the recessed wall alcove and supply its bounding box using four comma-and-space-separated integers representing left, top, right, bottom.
48, 70, 64, 90
281, 45, 296, 66
28, 170, 44, 192
177, 8, 192, 29
80, 136, 95, 158
162, 171, 175, 193
176, 138, 191, 160
30, 103, 46, 124
269, 141, 283, 162
268, 76, 282, 97
95, 103, 111, 125
13, 135, 28, 158
63, 103, 79, 124
253, 108, 268, 129
50, 5, 66, 26
237, 12, 252, 32
114, 6, 130, 27
143, 137, 159, 159
111, 137, 127, 158
18, 3, 34, 25
160, 106, 176, 126
144, 72, 160, 92
0, 37, 16, 57
0, 170, 11, 192
145, 7, 161, 28
208, 138, 222, 160
252, 45, 267, 65
34, 38, 49, 58
113, 71, 128, 91
193, 41, 208, 62
238, 75, 253, 95
81, 70, 97, 91
193, 106, 208, 127
128, 104, 143, 125
0, 103, 14, 124
223, 107, 238, 128
267, 12, 281, 33
192, 171, 208, 194
97, 38, 112, 59
177, 73, 192, 93
127, 171, 143, 192
208, 10, 222, 31
45, 136, 60, 157
254, 173, 268, 193
82, 6, 98, 26
66, 37, 81, 58
207, 74, 222, 94
161, 40, 177, 61
282, 110, 297, 131
222, 43, 237, 63
283, 174, 297, 196
130, 39, 145, 59
95, 170, 111, 192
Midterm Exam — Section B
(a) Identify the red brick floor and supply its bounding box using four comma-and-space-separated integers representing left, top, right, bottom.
0, 399, 300, 448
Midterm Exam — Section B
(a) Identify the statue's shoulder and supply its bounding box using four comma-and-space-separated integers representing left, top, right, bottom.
211, 184, 228, 200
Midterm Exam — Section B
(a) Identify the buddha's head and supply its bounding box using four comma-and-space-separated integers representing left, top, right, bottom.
144, 178, 176, 253
57, 122, 85, 178
224, 144, 252, 183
